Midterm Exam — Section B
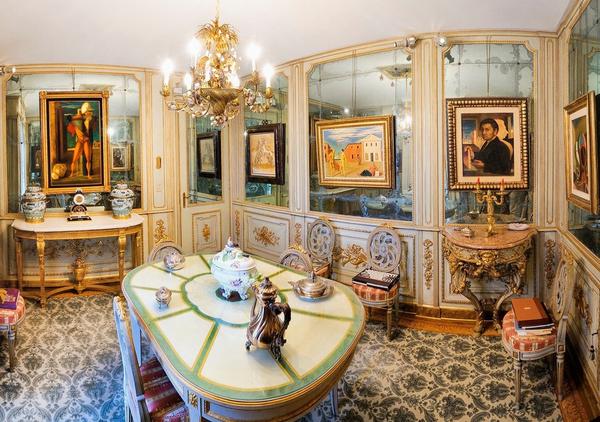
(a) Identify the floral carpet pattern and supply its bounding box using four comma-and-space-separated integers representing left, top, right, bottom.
0, 295, 562, 421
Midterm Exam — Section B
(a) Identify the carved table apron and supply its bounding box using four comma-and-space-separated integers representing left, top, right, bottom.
442, 227, 535, 336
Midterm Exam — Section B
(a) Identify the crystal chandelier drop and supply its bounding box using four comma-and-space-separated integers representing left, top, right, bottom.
160, 1, 275, 127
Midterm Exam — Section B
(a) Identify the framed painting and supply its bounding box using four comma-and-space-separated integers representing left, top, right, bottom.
245, 123, 285, 185
446, 97, 529, 190
197, 131, 221, 178
39, 91, 110, 194
315, 115, 395, 188
110, 143, 131, 171
564, 91, 598, 213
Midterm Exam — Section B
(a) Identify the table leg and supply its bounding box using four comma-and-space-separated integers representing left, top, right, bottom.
186, 391, 201, 422
15, 234, 23, 290
36, 235, 46, 307
451, 269, 485, 336
118, 231, 126, 282
135, 229, 143, 267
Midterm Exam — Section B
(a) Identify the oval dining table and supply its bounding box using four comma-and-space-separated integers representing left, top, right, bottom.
122, 253, 365, 422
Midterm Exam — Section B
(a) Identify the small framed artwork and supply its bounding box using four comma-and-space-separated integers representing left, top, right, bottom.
110, 143, 131, 171
197, 131, 221, 178
446, 97, 529, 190
315, 115, 395, 188
245, 123, 285, 185
39, 91, 110, 194
564, 91, 598, 213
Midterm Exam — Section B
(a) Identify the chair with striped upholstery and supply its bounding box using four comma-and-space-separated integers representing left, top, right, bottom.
502, 247, 575, 409
352, 225, 403, 340
113, 297, 188, 422
0, 289, 26, 371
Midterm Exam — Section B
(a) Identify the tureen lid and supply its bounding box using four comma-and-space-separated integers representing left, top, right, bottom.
212, 237, 256, 271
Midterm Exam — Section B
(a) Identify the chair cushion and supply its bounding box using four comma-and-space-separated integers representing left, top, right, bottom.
140, 357, 188, 422
352, 283, 398, 302
0, 295, 26, 326
502, 309, 556, 352
314, 262, 330, 277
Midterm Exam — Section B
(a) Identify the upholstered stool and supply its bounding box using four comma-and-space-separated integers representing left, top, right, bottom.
0, 294, 26, 371
352, 283, 398, 340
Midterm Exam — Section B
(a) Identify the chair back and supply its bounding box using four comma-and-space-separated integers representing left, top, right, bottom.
307, 218, 335, 263
279, 246, 314, 273
547, 247, 576, 345
366, 225, 403, 273
113, 297, 149, 421
147, 241, 183, 263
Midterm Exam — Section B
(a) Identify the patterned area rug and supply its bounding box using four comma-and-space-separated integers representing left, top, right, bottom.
0, 295, 562, 421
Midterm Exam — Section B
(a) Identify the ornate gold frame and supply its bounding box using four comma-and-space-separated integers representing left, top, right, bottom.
39, 90, 110, 194
315, 115, 395, 188
563, 91, 598, 213
446, 97, 529, 190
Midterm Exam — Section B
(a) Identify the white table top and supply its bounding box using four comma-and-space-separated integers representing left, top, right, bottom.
11, 213, 144, 232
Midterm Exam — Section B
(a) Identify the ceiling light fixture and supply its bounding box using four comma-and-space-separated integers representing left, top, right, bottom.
160, 0, 274, 126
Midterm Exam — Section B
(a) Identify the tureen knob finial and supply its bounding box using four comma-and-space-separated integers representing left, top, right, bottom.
226, 236, 235, 248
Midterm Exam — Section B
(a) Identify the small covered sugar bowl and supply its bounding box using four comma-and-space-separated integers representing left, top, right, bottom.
155, 286, 172, 308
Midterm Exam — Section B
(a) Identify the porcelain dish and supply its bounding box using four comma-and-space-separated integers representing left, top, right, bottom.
508, 223, 529, 231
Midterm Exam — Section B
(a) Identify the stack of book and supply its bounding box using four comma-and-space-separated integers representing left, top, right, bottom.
512, 297, 554, 336
0, 288, 20, 310
352, 269, 399, 291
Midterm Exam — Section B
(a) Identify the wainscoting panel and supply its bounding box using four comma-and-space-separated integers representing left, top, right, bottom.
191, 211, 222, 253
243, 210, 290, 261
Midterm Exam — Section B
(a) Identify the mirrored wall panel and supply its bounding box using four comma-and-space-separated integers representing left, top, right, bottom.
5, 72, 142, 212
187, 116, 222, 202
444, 43, 534, 224
308, 49, 413, 220
568, 0, 600, 255
243, 73, 289, 207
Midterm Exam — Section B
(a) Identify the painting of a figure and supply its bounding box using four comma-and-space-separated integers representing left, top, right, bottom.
245, 124, 285, 184
447, 98, 529, 190
40, 91, 110, 194
315, 116, 394, 188
564, 91, 598, 213
197, 131, 221, 178
110, 143, 130, 171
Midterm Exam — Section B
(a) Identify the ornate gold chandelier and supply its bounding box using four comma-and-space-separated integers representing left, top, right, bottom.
160, 2, 274, 126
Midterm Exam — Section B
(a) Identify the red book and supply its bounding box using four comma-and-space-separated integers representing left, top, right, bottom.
512, 297, 551, 328
0, 288, 19, 310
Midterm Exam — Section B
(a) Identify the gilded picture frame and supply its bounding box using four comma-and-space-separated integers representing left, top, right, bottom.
39, 91, 110, 194
315, 115, 395, 188
446, 98, 529, 190
110, 143, 131, 171
197, 131, 221, 178
245, 123, 285, 185
564, 91, 598, 213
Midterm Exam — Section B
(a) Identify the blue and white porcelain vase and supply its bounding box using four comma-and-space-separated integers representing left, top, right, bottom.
20, 185, 46, 223
110, 183, 134, 219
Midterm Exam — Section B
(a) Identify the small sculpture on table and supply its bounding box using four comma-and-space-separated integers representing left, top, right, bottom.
67, 190, 91, 221
245, 277, 291, 361
474, 178, 508, 237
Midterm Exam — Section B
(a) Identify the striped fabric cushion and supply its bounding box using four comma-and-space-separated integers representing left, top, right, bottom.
314, 262, 330, 277
352, 283, 398, 302
140, 358, 188, 422
502, 309, 556, 353
0, 295, 26, 326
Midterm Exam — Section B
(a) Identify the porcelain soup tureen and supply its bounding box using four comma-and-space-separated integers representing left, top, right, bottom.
211, 238, 260, 300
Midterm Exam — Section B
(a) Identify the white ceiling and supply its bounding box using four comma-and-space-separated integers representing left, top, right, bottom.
0, 0, 572, 74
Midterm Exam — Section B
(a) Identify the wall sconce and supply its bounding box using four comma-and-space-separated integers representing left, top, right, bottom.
0, 65, 16, 76
435, 35, 448, 48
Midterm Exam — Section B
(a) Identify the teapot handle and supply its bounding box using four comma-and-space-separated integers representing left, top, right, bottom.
270, 302, 291, 330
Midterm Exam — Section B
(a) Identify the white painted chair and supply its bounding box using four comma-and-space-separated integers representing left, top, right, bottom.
501, 247, 575, 409
306, 218, 336, 278
112, 297, 188, 421
147, 241, 183, 264
279, 245, 314, 273
352, 225, 403, 340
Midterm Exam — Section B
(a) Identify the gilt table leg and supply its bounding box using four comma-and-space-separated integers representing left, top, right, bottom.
36, 234, 46, 307
452, 269, 485, 336
15, 233, 23, 291
134, 229, 143, 267
118, 231, 126, 282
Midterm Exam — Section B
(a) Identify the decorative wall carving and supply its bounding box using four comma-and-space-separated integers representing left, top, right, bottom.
253, 226, 280, 246
154, 219, 168, 243
333, 244, 367, 268
573, 282, 592, 328
235, 210, 241, 241
202, 224, 210, 242
423, 239, 434, 290
294, 223, 302, 245
544, 239, 556, 288
188, 391, 198, 408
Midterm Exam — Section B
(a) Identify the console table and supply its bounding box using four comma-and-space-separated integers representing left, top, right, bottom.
12, 214, 144, 306
123, 253, 365, 421
442, 226, 535, 336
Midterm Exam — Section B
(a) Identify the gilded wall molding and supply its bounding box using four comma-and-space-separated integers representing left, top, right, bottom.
294, 223, 302, 245
153, 219, 168, 244
544, 239, 556, 288
573, 282, 592, 328
253, 226, 280, 246
332, 244, 367, 268
234, 210, 241, 242
202, 224, 210, 242
423, 239, 434, 290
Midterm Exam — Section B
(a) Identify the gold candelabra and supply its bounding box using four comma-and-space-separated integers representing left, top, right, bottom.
474, 180, 508, 237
